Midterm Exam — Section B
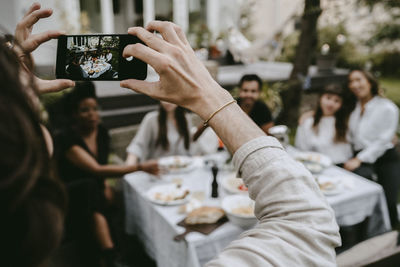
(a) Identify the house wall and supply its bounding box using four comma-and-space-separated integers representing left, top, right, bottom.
0, 0, 391, 72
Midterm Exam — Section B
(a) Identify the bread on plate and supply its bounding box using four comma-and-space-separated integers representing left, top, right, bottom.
184, 206, 225, 225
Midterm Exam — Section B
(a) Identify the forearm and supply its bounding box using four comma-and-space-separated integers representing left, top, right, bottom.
66, 146, 139, 177
90, 164, 139, 177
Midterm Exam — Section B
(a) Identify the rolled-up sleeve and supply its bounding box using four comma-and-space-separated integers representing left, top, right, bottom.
206, 136, 341, 267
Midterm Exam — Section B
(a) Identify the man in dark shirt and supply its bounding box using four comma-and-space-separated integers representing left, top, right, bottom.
237, 74, 274, 134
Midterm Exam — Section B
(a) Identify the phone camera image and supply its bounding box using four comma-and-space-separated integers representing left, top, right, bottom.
56, 34, 147, 81
66, 35, 119, 80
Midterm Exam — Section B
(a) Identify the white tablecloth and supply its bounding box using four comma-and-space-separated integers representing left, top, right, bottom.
123, 157, 391, 267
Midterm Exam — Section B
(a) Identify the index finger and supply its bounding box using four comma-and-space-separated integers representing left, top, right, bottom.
17, 8, 53, 31
23, 2, 41, 18
127, 27, 167, 52
146, 21, 184, 45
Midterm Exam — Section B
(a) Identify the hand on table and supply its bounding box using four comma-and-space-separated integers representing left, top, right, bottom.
120, 21, 232, 120
14, 2, 74, 94
344, 157, 361, 172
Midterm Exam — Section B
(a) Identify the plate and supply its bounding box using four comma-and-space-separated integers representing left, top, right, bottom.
221, 173, 248, 194
295, 151, 332, 167
316, 175, 344, 196
146, 184, 191, 206
302, 161, 324, 174
159, 156, 195, 174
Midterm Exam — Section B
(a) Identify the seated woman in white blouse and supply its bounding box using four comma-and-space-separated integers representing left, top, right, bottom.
344, 69, 400, 228
126, 101, 193, 164
295, 84, 353, 165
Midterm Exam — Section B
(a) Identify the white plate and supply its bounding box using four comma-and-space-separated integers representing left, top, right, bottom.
146, 184, 191, 206
221, 173, 249, 194
302, 161, 324, 174
159, 156, 196, 174
317, 175, 344, 196
295, 151, 332, 167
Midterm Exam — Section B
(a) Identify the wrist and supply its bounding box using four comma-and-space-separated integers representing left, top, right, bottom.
191, 83, 234, 120
137, 163, 142, 171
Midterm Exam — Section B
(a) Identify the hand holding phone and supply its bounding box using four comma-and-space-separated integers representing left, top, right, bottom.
56, 34, 147, 81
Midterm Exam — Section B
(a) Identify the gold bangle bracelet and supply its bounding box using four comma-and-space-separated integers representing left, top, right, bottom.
203, 99, 236, 127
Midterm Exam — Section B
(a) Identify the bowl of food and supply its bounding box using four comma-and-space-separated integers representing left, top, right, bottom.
221, 195, 257, 229
221, 173, 248, 194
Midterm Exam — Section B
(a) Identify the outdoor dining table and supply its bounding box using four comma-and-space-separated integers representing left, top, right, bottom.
123, 153, 391, 267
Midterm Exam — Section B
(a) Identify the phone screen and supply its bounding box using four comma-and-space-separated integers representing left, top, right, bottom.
56, 34, 147, 81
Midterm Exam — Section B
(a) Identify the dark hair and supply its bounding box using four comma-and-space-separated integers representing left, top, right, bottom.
156, 104, 190, 151
238, 74, 263, 91
313, 84, 350, 143
348, 69, 379, 96
0, 35, 66, 266
65, 81, 97, 117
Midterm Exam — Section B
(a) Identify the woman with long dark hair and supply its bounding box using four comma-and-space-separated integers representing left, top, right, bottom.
344, 69, 400, 228
126, 101, 192, 164
295, 84, 353, 165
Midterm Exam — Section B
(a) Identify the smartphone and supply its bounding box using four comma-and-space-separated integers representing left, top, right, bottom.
56, 34, 147, 81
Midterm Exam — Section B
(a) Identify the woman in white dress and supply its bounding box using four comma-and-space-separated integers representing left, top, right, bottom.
106, 49, 113, 62
126, 101, 193, 164
295, 84, 353, 165
344, 69, 400, 228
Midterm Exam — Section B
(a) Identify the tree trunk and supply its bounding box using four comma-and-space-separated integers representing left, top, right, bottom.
276, 0, 322, 127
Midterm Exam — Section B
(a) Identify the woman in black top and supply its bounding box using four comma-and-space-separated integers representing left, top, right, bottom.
55, 82, 158, 266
